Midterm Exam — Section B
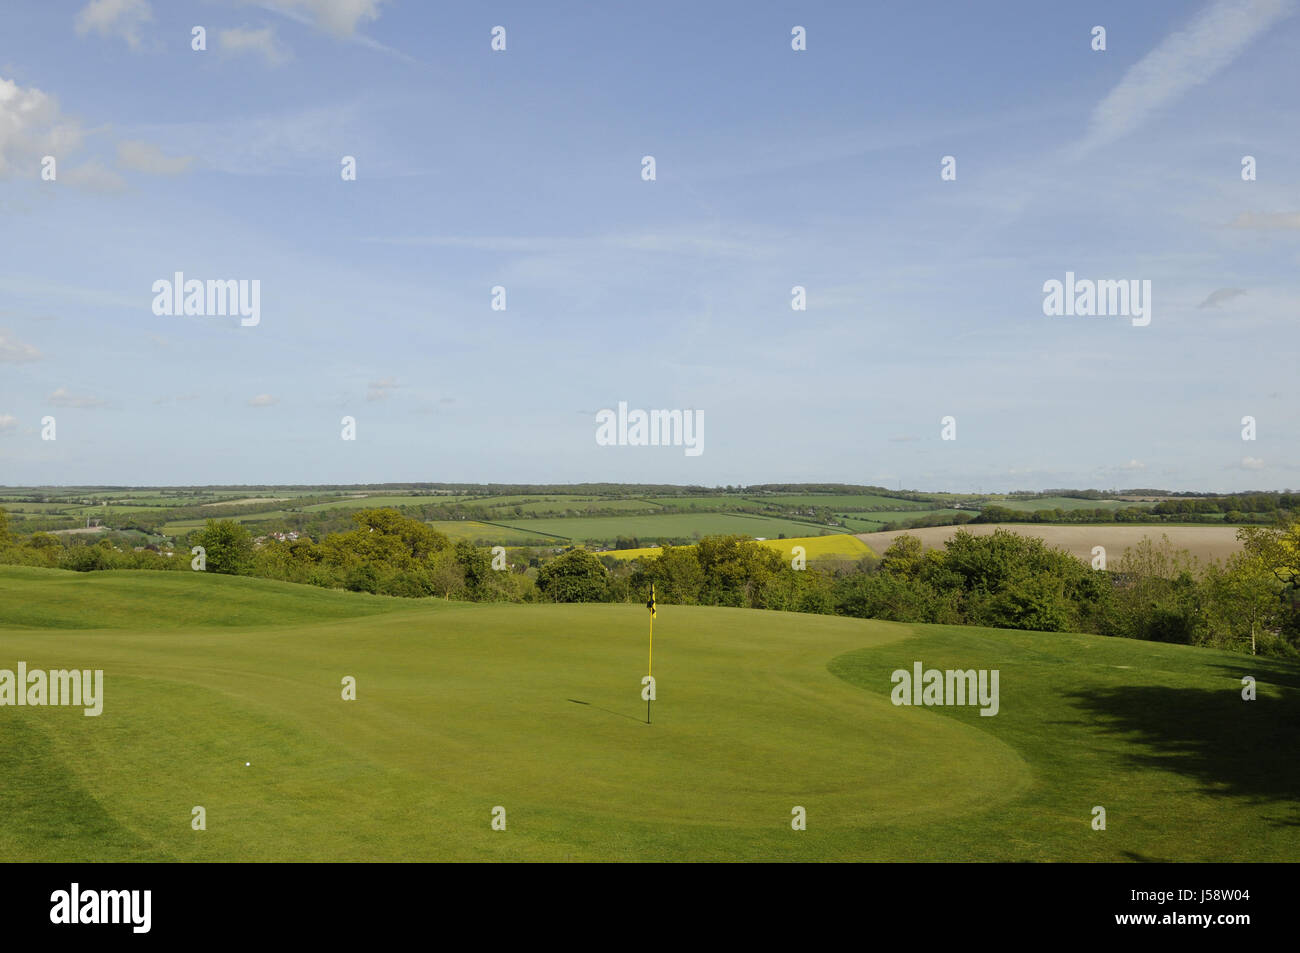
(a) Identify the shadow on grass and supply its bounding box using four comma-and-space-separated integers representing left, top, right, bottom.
1064, 680, 1299, 818
566, 698, 645, 723
1121, 850, 1173, 863
1210, 657, 1300, 691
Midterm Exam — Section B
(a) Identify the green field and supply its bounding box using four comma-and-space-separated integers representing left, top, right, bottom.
297, 496, 432, 512
991, 497, 1155, 512
836, 509, 974, 533
645, 496, 745, 509
746, 494, 937, 511
451, 494, 651, 510
487, 513, 838, 544
425, 520, 565, 545
1, 567, 1294, 861
161, 512, 295, 535
490, 498, 661, 515
0, 502, 77, 513
14, 487, 1206, 546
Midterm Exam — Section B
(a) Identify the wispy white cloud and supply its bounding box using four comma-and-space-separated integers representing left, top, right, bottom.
218, 26, 291, 65
255, 0, 383, 36
116, 140, 195, 175
252, 0, 415, 62
74, 0, 153, 51
2, 77, 182, 188
0, 275, 138, 310
131, 103, 364, 175
362, 230, 779, 260
0, 76, 85, 178
0, 330, 42, 363
248, 393, 279, 407
62, 160, 127, 192
1229, 210, 1300, 228
49, 387, 107, 408
1073, 0, 1295, 156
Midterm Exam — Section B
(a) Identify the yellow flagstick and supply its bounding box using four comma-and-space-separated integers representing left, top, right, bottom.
646, 583, 655, 725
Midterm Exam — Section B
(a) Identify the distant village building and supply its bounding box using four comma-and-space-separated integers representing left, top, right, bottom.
260, 531, 304, 545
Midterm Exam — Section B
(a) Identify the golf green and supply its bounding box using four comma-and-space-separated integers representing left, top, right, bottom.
1, 567, 1295, 861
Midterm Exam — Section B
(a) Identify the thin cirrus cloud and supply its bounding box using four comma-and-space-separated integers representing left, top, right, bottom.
116, 140, 194, 175
0, 331, 42, 362
361, 230, 778, 261
1072, 0, 1295, 157
62, 160, 128, 192
74, 0, 153, 51
49, 387, 107, 408
1197, 287, 1247, 308
247, 393, 279, 407
1229, 211, 1300, 229
218, 26, 291, 65
254, 0, 385, 37
131, 103, 364, 175
253, 0, 415, 62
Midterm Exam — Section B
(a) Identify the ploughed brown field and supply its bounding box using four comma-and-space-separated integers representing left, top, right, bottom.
854, 523, 1245, 566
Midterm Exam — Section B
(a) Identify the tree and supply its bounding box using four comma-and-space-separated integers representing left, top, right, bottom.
428, 549, 465, 599
1111, 535, 1201, 644
639, 544, 705, 605
190, 519, 255, 575
833, 571, 933, 622
694, 535, 783, 607
454, 540, 492, 597
343, 563, 379, 593
537, 548, 608, 602
880, 534, 924, 577
61, 539, 114, 572
323, 508, 449, 572
1204, 550, 1285, 654
985, 571, 1072, 632
1238, 516, 1300, 592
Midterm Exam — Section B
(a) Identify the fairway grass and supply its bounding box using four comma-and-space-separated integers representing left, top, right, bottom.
1, 569, 1294, 861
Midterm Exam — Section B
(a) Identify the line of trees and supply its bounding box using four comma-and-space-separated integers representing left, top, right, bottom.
973, 505, 1283, 526
3, 506, 1297, 657
622, 525, 1300, 656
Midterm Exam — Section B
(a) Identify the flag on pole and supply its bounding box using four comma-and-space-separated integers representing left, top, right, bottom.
646, 583, 656, 724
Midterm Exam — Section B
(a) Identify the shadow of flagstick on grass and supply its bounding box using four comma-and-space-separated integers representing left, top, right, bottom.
566, 699, 646, 724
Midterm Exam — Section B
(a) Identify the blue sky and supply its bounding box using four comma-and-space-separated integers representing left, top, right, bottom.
1, 0, 1297, 492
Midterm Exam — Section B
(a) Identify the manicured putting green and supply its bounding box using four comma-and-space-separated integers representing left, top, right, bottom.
1, 567, 1294, 860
